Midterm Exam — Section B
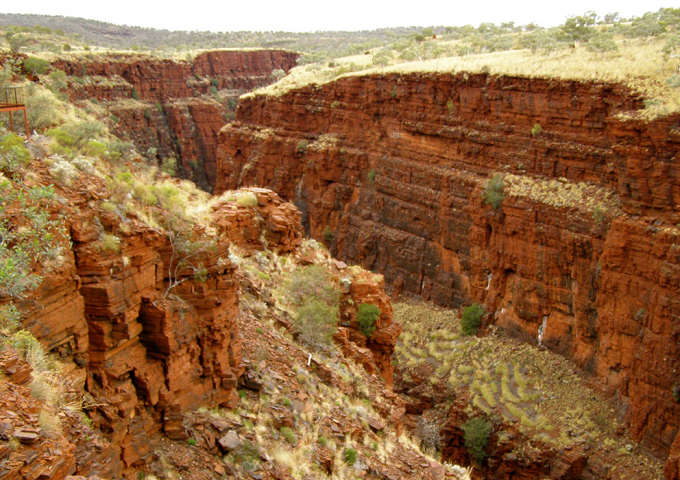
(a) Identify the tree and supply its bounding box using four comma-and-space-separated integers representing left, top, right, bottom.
7, 33, 28, 53
560, 12, 598, 45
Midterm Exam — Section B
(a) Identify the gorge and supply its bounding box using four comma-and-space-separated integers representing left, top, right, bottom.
214, 71, 680, 470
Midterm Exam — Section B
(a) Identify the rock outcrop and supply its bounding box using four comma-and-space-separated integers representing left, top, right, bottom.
51, 50, 298, 190
214, 72, 680, 464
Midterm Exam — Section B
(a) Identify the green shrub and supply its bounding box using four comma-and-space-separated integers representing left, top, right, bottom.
357, 303, 380, 337
461, 303, 484, 336
343, 447, 358, 466
161, 157, 177, 176
322, 225, 334, 243
131, 88, 139, 100
531, 124, 543, 136
187, 438, 197, 446
482, 174, 505, 209
23, 57, 50, 75
317, 436, 329, 446
0, 303, 21, 335
368, 169, 377, 184
280, 426, 298, 445
0, 134, 30, 172
100, 201, 117, 213
296, 140, 308, 153
462, 417, 492, 463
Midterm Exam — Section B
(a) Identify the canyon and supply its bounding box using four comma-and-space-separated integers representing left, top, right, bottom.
215, 72, 680, 472
52, 50, 298, 190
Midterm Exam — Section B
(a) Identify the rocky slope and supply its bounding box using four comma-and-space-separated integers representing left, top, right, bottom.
214, 72, 680, 470
0, 151, 418, 478
51, 50, 298, 190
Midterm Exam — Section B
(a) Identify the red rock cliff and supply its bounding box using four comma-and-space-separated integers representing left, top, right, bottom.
214, 72, 680, 462
51, 50, 298, 190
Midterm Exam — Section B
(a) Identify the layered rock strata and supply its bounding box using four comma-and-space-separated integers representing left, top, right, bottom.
215, 72, 680, 462
51, 50, 298, 190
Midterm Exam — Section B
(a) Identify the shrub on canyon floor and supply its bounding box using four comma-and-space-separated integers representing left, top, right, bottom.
462, 417, 492, 463
461, 303, 484, 336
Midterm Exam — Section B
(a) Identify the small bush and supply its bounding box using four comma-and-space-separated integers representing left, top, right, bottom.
417, 417, 441, 452
322, 225, 334, 243
296, 140, 308, 153
462, 417, 492, 463
187, 438, 197, 446
131, 88, 139, 100
531, 124, 543, 136
461, 303, 484, 336
161, 157, 177, 176
100, 201, 117, 213
0, 303, 21, 335
236, 191, 258, 207
357, 303, 380, 337
368, 169, 377, 184
100, 232, 121, 253
482, 174, 505, 209
317, 436, 328, 446
0, 134, 30, 172
38, 409, 62, 438
343, 447, 358, 466
49, 159, 79, 186
280, 426, 298, 445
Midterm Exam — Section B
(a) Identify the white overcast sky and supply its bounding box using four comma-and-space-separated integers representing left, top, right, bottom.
4, 1, 677, 32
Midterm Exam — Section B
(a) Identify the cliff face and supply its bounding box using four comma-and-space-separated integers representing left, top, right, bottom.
51, 50, 298, 190
215, 73, 680, 460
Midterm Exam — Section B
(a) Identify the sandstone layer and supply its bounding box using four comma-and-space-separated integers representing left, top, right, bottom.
215, 72, 680, 464
51, 50, 298, 190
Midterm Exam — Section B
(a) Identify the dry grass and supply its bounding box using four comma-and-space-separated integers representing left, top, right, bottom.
394, 300, 663, 476
247, 39, 680, 118
504, 174, 623, 217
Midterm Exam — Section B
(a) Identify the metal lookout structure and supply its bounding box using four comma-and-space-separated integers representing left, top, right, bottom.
0, 85, 29, 135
